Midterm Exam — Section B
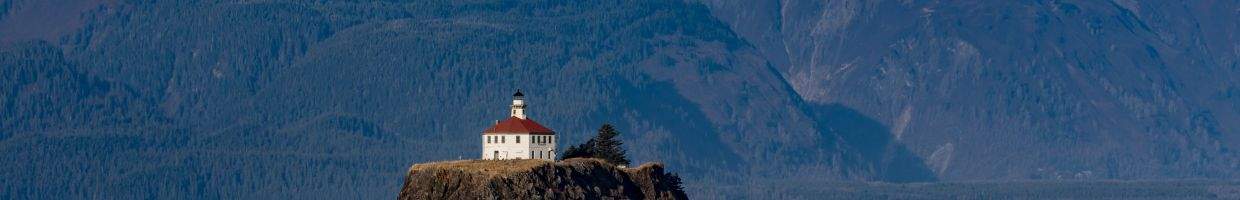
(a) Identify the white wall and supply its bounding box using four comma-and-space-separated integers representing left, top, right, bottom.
482, 133, 556, 160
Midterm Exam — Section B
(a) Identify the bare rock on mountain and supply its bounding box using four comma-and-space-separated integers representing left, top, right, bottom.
701, 0, 1240, 180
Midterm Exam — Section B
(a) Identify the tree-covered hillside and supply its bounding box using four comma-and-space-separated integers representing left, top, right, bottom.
3, 0, 1237, 199
701, 0, 1240, 180
1, 0, 929, 198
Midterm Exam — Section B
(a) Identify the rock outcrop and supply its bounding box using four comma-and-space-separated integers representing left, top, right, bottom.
398, 158, 687, 200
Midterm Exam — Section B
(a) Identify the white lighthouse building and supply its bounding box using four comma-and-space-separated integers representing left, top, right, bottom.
482, 90, 556, 160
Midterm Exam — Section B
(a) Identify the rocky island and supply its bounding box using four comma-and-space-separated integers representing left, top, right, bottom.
398, 158, 687, 199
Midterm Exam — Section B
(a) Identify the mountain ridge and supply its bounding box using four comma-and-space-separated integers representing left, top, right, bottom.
0, 0, 1236, 199
1, 1, 914, 198
699, 0, 1240, 180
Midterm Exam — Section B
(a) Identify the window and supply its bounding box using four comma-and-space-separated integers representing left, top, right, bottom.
501, 136, 505, 143
486, 136, 490, 144
516, 136, 521, 143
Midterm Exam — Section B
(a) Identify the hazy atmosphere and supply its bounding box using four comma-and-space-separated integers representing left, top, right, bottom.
2, 0, 1238, 199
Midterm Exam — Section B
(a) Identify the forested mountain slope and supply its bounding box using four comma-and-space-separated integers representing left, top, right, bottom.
2, 0, 1237, 199
701, 0, 1240, 180
1, 0, 928, 199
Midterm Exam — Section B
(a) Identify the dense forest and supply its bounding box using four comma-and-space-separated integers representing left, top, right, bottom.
1, 0, 1237, 199
702, 0, 1240, 180
1, 0, 920, 198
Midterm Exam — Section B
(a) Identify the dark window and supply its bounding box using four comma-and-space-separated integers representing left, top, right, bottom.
516, 136, 521, 143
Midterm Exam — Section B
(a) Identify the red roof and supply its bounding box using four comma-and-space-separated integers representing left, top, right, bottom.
483, 117, 555, 135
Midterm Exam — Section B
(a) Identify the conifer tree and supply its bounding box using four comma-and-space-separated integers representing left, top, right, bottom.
590, 124, 630, 166
561, 143, 591, 160
559, 124, 630, 166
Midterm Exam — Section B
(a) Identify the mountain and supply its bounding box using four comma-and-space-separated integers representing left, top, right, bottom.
398, 158, 687, 199
700, 0, 1240, 180
1, 0, 926, 198
1, 0, 1236, 199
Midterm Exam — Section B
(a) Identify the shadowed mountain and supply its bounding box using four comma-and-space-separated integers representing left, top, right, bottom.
0, 0, 915, 199
2, 0, 1237, 199
701, 0, 1239, 180
809, 103, 937, 183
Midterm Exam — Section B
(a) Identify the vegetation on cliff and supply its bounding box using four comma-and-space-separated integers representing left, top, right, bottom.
4, 0, 1238, 198
399, 158, 686, 200
562, 124, 631, 166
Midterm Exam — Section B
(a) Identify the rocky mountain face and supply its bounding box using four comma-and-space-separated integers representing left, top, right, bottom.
1, 0, 1237, 199
700, 0, 1240, 180
399, 158, 686, 200
1, 0, 923, 198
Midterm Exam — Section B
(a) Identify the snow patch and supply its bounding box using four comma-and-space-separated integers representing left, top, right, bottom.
927, 142, 954, 175
893, 106, 913, 140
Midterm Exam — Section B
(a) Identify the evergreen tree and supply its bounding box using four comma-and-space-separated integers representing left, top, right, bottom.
665, 172, 685, 193
559, 124, 630, 166
561, 143, 592, 160
590, 124, 630, 166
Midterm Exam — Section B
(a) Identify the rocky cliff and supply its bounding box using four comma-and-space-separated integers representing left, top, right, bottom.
398, 158, 687, 200
700, 0, 1240, 180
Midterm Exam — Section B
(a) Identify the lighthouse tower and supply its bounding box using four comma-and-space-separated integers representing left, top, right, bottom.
511, 90, 526, 119
481, 90, 556, 160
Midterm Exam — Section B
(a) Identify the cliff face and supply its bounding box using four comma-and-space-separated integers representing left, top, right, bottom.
399, 158, 687, 200
2, 1, 923, 198
700, 0, 1240, 180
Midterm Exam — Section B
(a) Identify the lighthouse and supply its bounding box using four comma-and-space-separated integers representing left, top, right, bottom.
481, 90, 556, 160
511, 90, 526, 119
